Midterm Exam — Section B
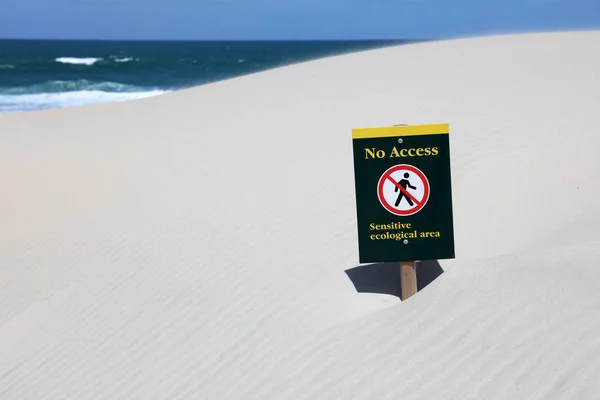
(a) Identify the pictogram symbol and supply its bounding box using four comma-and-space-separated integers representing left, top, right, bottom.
377, 164, 430, 216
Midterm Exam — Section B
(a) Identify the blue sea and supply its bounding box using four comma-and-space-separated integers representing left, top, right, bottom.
0, 39, 411, 114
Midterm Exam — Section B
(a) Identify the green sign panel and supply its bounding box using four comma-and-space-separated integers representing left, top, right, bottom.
352, 123, 455, 264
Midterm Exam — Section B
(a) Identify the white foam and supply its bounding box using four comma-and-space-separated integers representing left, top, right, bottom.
0, 90, 167, 114
113, 57, 135, 63
55, 57, 102, 66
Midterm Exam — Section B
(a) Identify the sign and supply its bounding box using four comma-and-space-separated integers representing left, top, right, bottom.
351, 123, 455, 264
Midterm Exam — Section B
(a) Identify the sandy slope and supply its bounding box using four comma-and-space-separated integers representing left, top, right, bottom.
1, 30, 600, 399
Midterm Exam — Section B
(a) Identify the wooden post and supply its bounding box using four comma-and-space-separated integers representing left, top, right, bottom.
400, 261, 417, 300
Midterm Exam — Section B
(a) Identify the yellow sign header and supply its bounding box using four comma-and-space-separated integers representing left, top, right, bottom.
352, 123, 449, 139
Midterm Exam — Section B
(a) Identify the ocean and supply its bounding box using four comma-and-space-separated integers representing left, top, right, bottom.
0, 39, 410, 114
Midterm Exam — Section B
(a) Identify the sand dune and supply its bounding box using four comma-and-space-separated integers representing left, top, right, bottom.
1, 30, 600, 399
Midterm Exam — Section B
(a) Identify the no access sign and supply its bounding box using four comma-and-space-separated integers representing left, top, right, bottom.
351, 123, 455, 264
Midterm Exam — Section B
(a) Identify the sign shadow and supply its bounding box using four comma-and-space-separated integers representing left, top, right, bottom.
344, 260, 444, 299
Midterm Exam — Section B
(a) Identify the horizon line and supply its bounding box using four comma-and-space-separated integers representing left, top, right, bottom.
0, 37, 432, 43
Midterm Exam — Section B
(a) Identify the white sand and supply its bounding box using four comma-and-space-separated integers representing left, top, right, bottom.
1, 30, 600, 399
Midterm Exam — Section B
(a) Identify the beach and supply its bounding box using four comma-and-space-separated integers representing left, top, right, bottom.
1, 30, 600, 399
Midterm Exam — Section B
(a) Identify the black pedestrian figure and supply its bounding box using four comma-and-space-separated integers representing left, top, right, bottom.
395, 172, 417, 207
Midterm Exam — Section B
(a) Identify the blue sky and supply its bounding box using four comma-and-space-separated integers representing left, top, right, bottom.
1, 0, 599, 40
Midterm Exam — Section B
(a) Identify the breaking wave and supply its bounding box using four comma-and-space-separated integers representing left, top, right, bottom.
0, 80, 168, 114
1, 80, 153, 94
55, 57, 102, 66
112, 57, 135, 63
